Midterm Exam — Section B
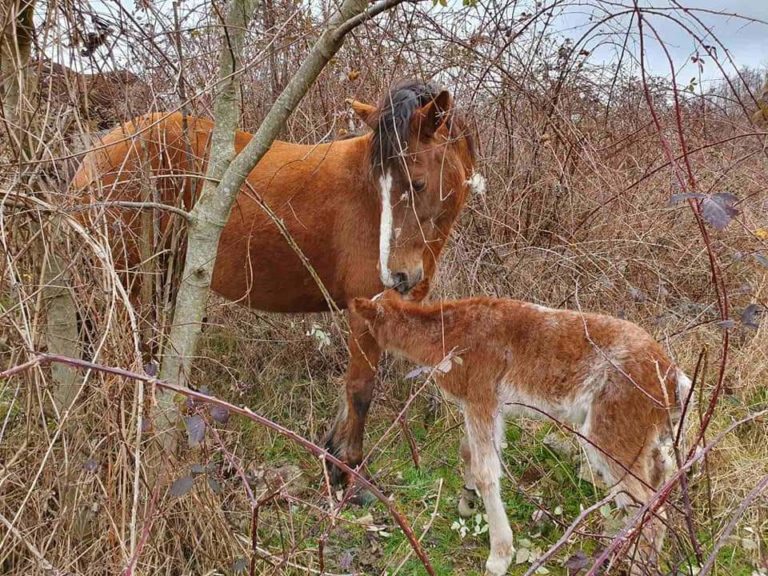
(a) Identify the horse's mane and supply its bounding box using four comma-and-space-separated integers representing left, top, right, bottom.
370, 79, 475, 176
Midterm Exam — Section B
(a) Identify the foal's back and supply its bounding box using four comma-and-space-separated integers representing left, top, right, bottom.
490, 301, 679, 421
387, 297, 680, 416
432, 299, 684, 473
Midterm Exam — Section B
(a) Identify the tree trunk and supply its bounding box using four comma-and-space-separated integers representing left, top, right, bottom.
153, 0, 259, 445
1, 0, 35, 160
156, 0, 401, 453
42, 229, 81, 416
2, 1, 83, 415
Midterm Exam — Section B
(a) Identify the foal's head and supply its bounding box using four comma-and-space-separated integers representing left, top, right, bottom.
350, 80, 479, 294
349, 292, 405, 353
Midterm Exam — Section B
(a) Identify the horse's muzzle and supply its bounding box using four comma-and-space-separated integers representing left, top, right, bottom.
392, 268, 423, 294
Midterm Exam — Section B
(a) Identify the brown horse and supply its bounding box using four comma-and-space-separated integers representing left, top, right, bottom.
71, 79, 480, 483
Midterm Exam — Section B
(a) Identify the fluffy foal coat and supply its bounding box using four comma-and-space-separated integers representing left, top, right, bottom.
350, 294, 690, 576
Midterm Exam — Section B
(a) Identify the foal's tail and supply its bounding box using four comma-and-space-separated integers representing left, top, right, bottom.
672, 367, 694, 428
657, 367, 694, 481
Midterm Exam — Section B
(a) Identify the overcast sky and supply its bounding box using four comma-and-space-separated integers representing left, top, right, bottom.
547, 0, 768, 86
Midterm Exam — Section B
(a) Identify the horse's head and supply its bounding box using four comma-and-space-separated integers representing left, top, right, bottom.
351, 80, 480, 295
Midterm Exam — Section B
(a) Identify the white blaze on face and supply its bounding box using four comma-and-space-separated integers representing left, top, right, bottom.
466, 172, 487, 196
378, 170, 395, 287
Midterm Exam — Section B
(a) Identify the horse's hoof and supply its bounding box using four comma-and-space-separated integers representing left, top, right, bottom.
348, 487, 377, 506
322, 435, 349, 488
458, 487, 479, 518
328, 464, 347, 489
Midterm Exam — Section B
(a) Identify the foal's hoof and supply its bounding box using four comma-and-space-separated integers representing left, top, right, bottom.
458, 486, 479, 518
485, 553, 513, 576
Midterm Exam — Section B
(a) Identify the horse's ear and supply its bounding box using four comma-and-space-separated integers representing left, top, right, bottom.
412, 90, 452, 140
346, 98, 377, 129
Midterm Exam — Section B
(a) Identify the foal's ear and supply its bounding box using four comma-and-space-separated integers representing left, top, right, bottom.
346, 98, 378, 129
350, 297, 380, 322
412, 90, 452, 139
405, 279, 430, 303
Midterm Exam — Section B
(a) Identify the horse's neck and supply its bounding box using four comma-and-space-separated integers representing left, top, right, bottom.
322, 134, 380, 212
300, 134, 377, 197
331, 134, 375, 185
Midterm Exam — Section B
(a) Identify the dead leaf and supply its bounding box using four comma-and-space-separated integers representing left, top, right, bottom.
356, 512, 374, 526
701, 193, 739, 230
563, 551, 590, 574
405, 366, 431, 380
170, 474, 194, 498
435, 357, 453, 373
741, 304, 762, 330
339, 550, 354, 570
669, 192, 740, 230
185, 415, 205, 448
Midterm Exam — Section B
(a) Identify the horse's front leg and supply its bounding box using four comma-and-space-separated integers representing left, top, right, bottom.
324, 310, 381, 488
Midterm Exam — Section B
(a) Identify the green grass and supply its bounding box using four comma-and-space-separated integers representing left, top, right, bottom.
217, 371, 600, 575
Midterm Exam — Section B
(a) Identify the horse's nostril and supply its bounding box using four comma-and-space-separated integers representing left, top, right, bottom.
392, 270, 425, 294
392, 272, 409, 293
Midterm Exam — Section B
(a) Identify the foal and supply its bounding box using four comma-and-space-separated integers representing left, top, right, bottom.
350, 293, 690, 576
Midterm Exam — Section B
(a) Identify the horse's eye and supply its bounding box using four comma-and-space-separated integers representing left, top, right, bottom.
412, 180, 426, 193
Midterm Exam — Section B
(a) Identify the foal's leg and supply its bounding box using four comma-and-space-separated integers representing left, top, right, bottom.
465, 406, 514, 576
603, 462, 666, 576
585, 402, 669, 576
458, 435, 480, 518
324, 311, 381, 487
614, 440, 671, 576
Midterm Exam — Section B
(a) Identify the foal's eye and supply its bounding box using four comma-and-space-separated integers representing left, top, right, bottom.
411, 180, 426, 193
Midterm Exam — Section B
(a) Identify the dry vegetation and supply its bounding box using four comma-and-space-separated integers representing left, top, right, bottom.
1, 0, 767, 575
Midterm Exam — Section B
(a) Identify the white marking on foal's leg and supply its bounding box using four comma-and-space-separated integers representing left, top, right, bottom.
458, 435, 479, 518
673, 368, 693, 453
378, 170, 394, 287
465, 411, 514, 576
675, 369, 692, 411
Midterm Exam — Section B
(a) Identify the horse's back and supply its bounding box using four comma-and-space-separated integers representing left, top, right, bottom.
70, 111, 377, 311
71, 112, 215, 200
69, 113, 220, 275
70, 111, 341, 202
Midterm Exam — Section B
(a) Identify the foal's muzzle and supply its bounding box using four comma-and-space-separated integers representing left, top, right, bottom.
392, 268, 423, 294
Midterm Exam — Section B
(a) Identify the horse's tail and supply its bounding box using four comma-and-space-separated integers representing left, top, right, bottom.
70, 112, 188, 192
